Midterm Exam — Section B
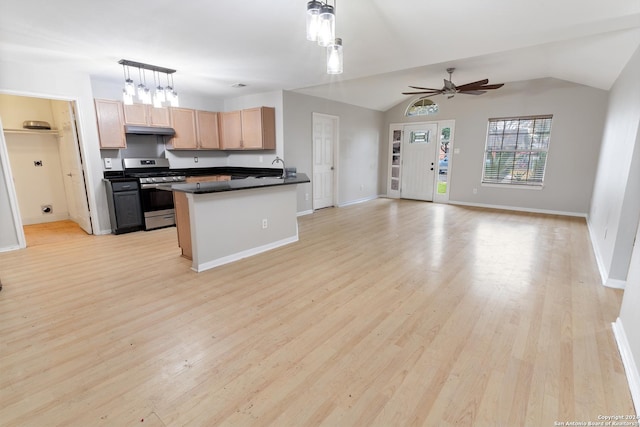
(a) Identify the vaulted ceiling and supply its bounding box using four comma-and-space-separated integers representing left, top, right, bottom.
1, 0, 638, 111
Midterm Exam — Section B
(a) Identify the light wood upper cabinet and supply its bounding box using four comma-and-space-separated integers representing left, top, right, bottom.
196, 111, 220, 149
219, 111, 243, 150
94, 99, 126, 149
169, 108, 198, 149
220, 107, 275, 150
123, 104, 171, 127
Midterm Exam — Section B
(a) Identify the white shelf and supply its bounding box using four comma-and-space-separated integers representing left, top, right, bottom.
3, 128, 60, 136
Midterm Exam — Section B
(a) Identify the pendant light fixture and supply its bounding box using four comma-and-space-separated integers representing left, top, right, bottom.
327, 38, 343, 74
306, 0, 322, 41
118, 59, 179, 107
305, 1, 343, 75
316, 3, 335, 47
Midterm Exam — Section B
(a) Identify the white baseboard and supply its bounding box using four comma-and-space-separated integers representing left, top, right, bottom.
297, 209, 313, 217
193, 235, 298, 273
606, 278, 627, 289
448, 200, 587, 218
587, 218, 610, 286
613, 318, 640, 414
0, 244, 22, 253
337, 195, 378, 208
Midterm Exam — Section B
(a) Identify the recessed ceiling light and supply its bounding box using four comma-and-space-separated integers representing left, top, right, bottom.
231, 83, 247, 88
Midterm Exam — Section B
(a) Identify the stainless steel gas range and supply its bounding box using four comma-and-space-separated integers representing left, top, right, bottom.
122, 158, 186, 230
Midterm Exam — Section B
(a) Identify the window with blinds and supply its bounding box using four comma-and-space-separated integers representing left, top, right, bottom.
482, 115, 553, 186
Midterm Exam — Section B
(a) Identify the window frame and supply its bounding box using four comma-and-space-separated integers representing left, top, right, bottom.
481, 115, 553, 188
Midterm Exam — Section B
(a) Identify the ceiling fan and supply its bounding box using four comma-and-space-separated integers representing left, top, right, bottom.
402, 68, 504, 99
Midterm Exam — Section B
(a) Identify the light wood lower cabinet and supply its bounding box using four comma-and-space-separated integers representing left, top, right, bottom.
95, 99, 126, 149
173, 191, 192, 259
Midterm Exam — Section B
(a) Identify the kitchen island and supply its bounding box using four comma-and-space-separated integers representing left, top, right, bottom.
169, 173, 310, 272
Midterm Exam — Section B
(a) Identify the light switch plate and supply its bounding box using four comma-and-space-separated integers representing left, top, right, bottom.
103, 158, 112, 169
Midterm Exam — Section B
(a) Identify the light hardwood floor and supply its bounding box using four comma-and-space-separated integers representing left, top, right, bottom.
0, 199, 633, 426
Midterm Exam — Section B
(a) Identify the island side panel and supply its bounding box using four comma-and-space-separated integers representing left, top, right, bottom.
187, 185, 299, 272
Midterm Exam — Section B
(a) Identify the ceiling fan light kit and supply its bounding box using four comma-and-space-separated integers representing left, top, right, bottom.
119, 59, 179, 107
306, 0, 343, 75
402, 67, 504, 99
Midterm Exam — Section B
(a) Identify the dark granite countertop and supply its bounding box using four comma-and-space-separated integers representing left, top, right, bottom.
104, 166, 285, 180
163, 173, 310, 194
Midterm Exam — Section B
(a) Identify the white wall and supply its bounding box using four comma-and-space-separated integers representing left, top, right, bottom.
0, 59, 110, 238
282, 91, 383, 213
589, 46, 640, 285
5, 134, 69, 224
617, 220, 640, 411
384, 78, 608, 216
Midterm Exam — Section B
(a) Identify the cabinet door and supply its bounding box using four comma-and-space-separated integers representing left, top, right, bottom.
95, 99, 126, 148
169, 108, 198, 149
220, 111, 243, 149
113, 190, 142, 229
149, 107, 171, 127
241, 107, 276, 150
196, 111, 220, 149
123, 103, 147, 125
240, 108, 262, 149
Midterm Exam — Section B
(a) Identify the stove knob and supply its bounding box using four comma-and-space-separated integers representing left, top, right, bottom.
162, 177, 169, 182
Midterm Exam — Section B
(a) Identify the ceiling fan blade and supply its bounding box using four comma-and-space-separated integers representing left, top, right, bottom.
408, 85, 441, 91
472, 83, 504, 90
458, 90, 487, 95
455, 79, 489, 91
402, 90, 442, 95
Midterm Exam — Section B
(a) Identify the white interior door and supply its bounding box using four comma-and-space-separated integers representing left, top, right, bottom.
401, 123, 438, 201
312, 113, 337, 210
54, 102, 92, 233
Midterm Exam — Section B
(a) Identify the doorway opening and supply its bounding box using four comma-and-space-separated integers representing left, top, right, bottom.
312, 112, 339, 210
0, 94, 93, 246
386, 120, 455, 202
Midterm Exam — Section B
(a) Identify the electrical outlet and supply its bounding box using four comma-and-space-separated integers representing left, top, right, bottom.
305, 193, 309, 201
194, 156, 199, 163
259, 156, 263, 163
262, 219, 268, 229
103, 158, 113, 169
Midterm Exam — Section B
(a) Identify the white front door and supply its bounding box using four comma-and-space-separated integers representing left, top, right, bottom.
312, 113, 337, 210
54, 101, 92, 233
401, 123, 438, 201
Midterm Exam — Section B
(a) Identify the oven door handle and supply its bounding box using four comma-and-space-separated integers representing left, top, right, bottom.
140, 183, 173, 189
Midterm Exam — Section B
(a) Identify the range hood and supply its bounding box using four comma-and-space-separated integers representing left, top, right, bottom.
124, 125, 175, 136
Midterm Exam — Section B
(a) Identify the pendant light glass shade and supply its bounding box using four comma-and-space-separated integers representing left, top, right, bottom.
317, 4, 335, 47
306, 0, 322, 41
124, 79, 135, 96
122, 88, 134, 105
327, 38, 343, 74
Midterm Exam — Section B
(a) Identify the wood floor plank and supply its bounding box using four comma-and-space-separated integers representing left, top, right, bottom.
0, 199, 633, 426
